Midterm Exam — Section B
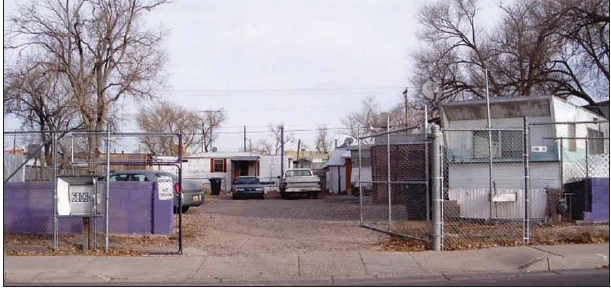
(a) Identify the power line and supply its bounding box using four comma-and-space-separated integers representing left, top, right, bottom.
163, 86, 418, 94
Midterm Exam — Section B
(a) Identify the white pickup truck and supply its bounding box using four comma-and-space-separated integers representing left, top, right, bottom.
279, 169, 321, 199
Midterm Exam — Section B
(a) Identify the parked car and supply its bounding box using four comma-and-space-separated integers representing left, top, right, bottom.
279, 168, 321, 199
232, 176, 265, 200
101, 170, 204, 213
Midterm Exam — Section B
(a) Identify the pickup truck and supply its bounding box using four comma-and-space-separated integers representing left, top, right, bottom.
279, 169, 321, 199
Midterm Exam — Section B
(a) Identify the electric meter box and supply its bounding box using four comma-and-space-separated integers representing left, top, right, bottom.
57, 176, 100, 217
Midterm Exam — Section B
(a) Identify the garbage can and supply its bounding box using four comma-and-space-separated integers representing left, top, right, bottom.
209, 178, 222, 195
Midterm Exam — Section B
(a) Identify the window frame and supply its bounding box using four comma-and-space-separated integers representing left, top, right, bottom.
211, 158, 226, 173
472, 130, 522, 159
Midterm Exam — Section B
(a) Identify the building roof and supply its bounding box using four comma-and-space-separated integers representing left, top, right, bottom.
322, 148, 348, 168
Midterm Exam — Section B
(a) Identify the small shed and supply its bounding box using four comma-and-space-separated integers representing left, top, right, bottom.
323, 147, 352, 194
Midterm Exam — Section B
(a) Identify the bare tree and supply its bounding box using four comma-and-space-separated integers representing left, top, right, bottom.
199, 110, 227, 153
314, 125, 332, 153
410, 0, 609, 110
253, 139, 273, 155
136, 102, 200, 155
5, 0, 167, 159
4, 57, 81, 166
341, 96, 382, 140
268, 123, 294, 155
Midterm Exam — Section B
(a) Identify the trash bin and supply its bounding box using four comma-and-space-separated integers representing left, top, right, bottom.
209, 178, 222, 195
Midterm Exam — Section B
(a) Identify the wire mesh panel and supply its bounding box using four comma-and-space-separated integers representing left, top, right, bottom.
358, 125, 431, 242
3, 130, 186, 255
528, 121, 610, 244
3, 132, 55, 254
442, 129, 526, 249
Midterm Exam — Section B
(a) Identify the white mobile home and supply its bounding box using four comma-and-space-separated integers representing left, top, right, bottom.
156, 152, 292, 192
441, 95, 608, 220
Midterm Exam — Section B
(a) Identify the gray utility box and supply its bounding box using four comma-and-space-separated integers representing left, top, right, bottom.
57, 176, 100, 217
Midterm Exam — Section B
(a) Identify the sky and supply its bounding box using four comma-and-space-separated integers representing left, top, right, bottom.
3, 0, 509, 153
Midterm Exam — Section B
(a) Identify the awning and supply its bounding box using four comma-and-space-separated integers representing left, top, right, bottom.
231, 156, 260, 161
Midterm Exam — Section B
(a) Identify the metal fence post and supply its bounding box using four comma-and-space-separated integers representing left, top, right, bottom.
178, 132, 184, 254
358, 125, 363, 225
523, 117, 530, 244
52, 132, 59, 251
105, 124, 111, 253
387, 115, 392, 229
431, 124, 442, 251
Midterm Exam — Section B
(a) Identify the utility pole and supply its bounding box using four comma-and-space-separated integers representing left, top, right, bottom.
403, 87, 409, 134
280, 125, 285, 177
296, 139, 301, 168
243, 126, 247, 152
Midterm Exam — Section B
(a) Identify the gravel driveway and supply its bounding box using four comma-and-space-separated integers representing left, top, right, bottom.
182, 193, 389, 256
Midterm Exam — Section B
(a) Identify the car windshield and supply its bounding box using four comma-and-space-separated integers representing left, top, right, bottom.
285, 170, 312, 177
236, 177, 260, 184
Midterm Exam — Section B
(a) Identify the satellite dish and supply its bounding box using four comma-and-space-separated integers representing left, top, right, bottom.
344, 137, 354, 146
211, 147, 218, 152
421, 80, 441, 100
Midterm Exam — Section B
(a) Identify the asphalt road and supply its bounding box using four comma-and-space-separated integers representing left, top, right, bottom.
6, 270, 609, 286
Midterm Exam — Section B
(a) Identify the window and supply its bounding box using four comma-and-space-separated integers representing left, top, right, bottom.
211, 159, 226, 173
587, 129, 605, 155
109, 174, 129, 181
473, 130, 522, 159
285, 170, 312, 177
130, 174, 148, 182
236, 177, 260, 184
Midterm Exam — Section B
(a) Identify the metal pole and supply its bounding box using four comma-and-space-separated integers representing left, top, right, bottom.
585, 132, 589, 213
403, 87, 409, 134
431, 124, 442, 251
71, 134, 74, 164
280, 125, 285, 177
523, 117, 530, 244
105, 123, 110, 253
52, 132, 58, 251
424, 104, 428, 136
358, 125, 363, 225
12, 133, 16, 154
387, 115, 392, 229
485, 68, 494, 220
178, 133, 183, 254
243, 126, 247, 152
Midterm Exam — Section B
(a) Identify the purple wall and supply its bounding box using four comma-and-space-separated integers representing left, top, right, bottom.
584, 178, 609, 223
3, 181, 173, 235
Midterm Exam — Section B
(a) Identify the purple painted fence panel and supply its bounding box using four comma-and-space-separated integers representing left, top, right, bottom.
3, 181, 173, 235
584, 178, 609, 223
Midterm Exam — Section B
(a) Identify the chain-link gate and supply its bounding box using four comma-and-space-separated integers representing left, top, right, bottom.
4, 128, 186, 255
442, 126, 527, 249
357, 122, 431, 242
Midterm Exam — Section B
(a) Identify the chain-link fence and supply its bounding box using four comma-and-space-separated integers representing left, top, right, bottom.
442, 127, 527, 249
3, 129, 186, 255
528, 120, 609, 244
357, 123, 431, 242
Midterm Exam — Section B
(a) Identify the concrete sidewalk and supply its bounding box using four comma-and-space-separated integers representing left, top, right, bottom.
4, 244, 609, 286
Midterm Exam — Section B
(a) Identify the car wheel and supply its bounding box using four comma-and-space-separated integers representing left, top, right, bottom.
313, 192, 319, 199
181, 206, 189, 214
307, 193, 312, 199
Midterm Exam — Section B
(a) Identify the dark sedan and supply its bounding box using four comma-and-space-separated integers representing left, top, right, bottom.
232, 176, 265, 200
